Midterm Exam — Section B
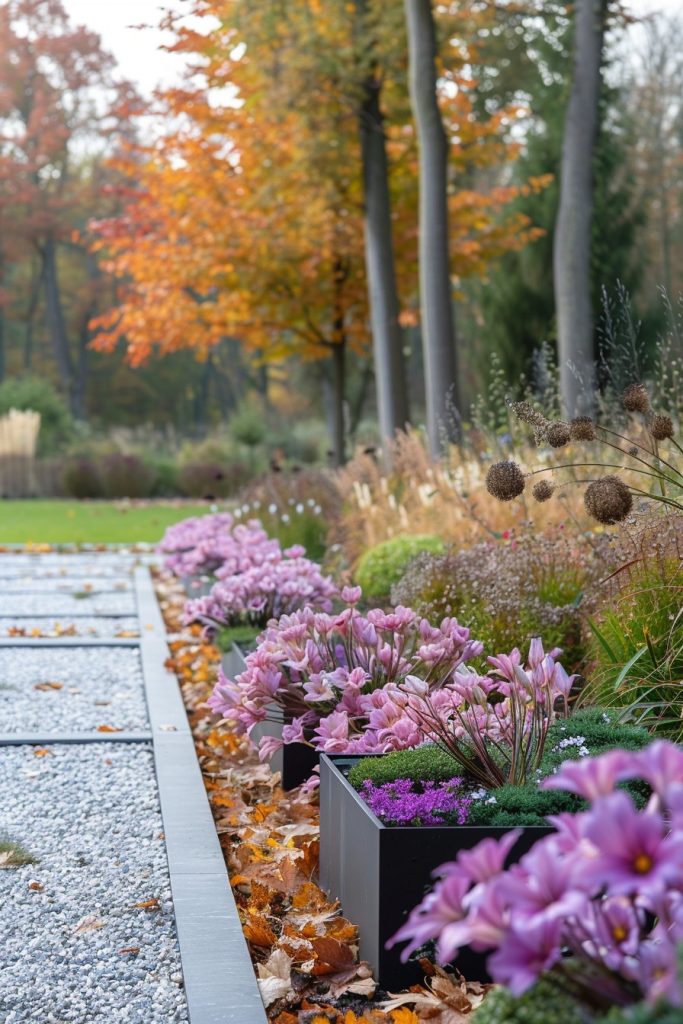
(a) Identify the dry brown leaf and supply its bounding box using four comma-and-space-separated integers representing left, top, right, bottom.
34, 681, 64, 691
257, 947, 295, 1008
73, 914, 104, 934
33, 748, 51, 758
27, 879, 44, 891
119, 946, 140, 955
96, 725, 123, 733
243, 914, 278, 947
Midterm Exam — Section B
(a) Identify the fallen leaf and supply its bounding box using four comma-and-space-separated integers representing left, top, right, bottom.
257, 948, 294, 1008
134, 898, 160, 911
34, 681, 63, 692
97, 725, 123, 733
28, 880, 44, 891
73, 914, 104, 934
119, 946, 141, 956
33, 748, 51, 758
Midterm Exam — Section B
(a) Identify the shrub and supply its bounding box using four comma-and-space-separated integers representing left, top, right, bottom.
0, 375, 74, 455
392, 531, 607, 670
178, 461, 251, 499
149, 456, 179, 497
472, 978, 584, 1024
356, 534, 445, 602
62, 457, 103, 499
230, 401, 268, 449
98, 453, 158, 498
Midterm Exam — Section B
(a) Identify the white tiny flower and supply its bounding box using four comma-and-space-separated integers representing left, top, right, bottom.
313, 505, 322, 515
307, 498, 315, 507
234, 508, 242, 519
281, 514, 290, 523
253, 500, 261, 509
296, 503, 304, 514
268, 503, 277, 514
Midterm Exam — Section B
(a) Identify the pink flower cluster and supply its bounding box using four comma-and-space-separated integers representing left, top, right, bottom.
158, 512, 279, 577
207, 585, 483, 760
400, 639, 577, 786
185, 544, 337, 631
391, 741, 683, 1012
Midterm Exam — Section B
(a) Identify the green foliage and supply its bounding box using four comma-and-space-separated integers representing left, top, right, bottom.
603, 1002, 683, 1023
0, 839, 37, 868
230, 402, 268, 449
0, 375, 74, 456
356, 535, 446, 602
472, 978, 584, 1024
585, 548, 683, 739
215, 623, 262, 653
349, 709, 651, 827
149, 456, 180, 497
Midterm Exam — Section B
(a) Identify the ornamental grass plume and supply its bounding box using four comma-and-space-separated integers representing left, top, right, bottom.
390, 740, 683, 1015
207, 585, 483, 761
487, 388, 683, 525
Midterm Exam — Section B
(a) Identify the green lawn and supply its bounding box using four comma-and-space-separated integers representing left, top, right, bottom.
0, 500, 213, 545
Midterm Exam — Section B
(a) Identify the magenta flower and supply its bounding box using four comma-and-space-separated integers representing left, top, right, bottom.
488, 917, 563, 994
542, 747, 634, 800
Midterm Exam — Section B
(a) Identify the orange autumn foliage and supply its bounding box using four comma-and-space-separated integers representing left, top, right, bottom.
90, 1, 548, 375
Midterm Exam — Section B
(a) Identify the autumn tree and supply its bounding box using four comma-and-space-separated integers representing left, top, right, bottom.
0, 0, 136, 416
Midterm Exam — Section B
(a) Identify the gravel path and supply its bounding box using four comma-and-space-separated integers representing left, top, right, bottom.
0, 577, 132, 593
0, 593, 137, 616
0, 556, 142, 578
0, 743, 189, 1024
0, 617, 140, 638
0, 647, 148, 733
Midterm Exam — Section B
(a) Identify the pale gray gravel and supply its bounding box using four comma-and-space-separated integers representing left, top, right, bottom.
0, 592, 137, 615
0, 616, 139, 638
0, 743, 189, 1024
0, 577, 132, 593
0, 647, 148, 733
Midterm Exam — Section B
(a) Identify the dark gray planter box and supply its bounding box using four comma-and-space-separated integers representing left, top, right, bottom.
220, 643, 318, 791
180, 573, 214, 598
319, 754, 551, 991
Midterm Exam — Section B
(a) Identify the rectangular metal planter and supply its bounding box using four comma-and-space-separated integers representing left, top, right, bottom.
319, 754, 551, 991
220, 643, 319, 791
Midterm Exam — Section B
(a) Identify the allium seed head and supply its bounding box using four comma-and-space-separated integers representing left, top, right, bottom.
584, 476, 633, 525
532, 480, 555, 503
509, 401, 548, 431
649, 414, 674, 441
622, 383, 650, 414
546, 421, 571, 448
485, 461, 525, 502
570, 416, 596, 442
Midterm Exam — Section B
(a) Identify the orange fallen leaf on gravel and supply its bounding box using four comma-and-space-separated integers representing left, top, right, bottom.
134, 898, 160, 911
119, 946, 141, 956
97, 725, 123, 733
34, 681, 63, 691
33, 748, 51, 757
28, 880, 44, 891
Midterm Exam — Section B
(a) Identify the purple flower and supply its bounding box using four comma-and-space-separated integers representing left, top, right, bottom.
487, 917, 563, 994
360, 777, 471, 828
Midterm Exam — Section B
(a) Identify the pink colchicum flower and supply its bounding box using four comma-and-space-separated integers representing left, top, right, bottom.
159, 513, 278, 577
391, 740, 683, 1014
207, 590, 483, 760
185, 547, 337, 631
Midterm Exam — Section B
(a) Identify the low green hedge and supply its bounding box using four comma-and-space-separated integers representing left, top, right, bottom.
355, 534, 446, 602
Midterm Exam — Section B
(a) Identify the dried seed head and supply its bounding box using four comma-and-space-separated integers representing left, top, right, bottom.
486, 460, 526, 501
532, 480, 555, 503
584, 476, 633, 524
509, 401, 548, 431
649, 414, 674, 441
546, 421, 571, 448
570, 416, 596, 442
628, 446, 639, 457
622, 383, 650, 414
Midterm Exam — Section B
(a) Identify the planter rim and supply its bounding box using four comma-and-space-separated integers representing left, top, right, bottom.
321, 753, 552, 836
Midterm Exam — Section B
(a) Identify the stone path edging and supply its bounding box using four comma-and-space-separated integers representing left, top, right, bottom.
135, 567, 268, 1024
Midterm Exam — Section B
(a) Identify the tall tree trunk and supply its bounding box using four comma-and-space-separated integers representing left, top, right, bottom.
24, 259, 42, 371
404, 0, 459, 456
554, 0, 606, 417
329, 341, 346, 467
193, 353, 213, 437
356, 3, 410, 448
0, 259, 5, 383
41, 237, 74, 410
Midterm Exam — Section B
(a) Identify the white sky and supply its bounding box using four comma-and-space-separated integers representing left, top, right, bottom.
62, 0, 682, 97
